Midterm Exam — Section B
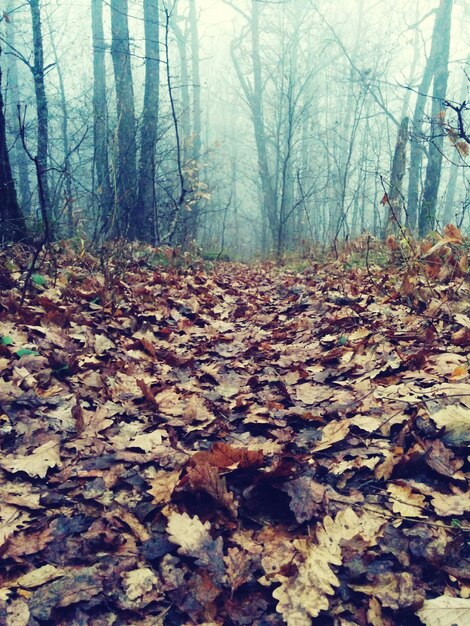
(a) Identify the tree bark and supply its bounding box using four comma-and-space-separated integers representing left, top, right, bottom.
418, 0, 453, 236
0, 49, 26, 242
407, 0, 450, 231
383, 117, 409, 236
48, 15, 74, 236
28, 0, 51, 222
110, 0, 137, 237
5, 1, 32, 218
187, 0, 201, 239
136, 0, 159, 241
91, 0, 113, 234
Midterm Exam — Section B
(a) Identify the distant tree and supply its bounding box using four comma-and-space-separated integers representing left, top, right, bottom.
0, 47, 26, 242
187, 0, 202, 240
407, 0, 453, 233
91, 0, 113, 234
28, 0, 52, 220
4, 0, 32, 219
383, 117, 409, 236
137, 0, 160, 241
110, 0, 137, 237
418, 0, 453, 236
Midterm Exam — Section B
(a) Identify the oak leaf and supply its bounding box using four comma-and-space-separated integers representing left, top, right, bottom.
0, 505, 31, 547
148, 469, 181, 505
185, 461, 238, 516
166, 511, 225, 581
224, 547, 257, 592
121, 567, 164, 607
351, 572, 425, 610
272, 508, 384, 624
0, 440, 61, 478
387, 483, 427, 518
283, 476, 325, 523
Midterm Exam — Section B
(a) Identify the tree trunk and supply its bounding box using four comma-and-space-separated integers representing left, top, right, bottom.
110, 0, 137, 237
48, 15, 74, 236
187, 0, 201, 240
418, 0, 453, 236
5, 1, 32, 219
28, 0, 52, 220
383, 117, 409, 236
172, 19, 191, 158
91, 0, 113, 234
136, 0, 160, 241
249, 2, 277, 246
0, 50, 26, 242
407, 0, 450, 231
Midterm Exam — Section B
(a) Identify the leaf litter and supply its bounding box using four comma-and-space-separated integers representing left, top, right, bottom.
0, 240, 469, 625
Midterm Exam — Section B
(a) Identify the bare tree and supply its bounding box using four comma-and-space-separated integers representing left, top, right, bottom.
419, 0, 453, 236
407, 0, 453, 233
383, 116, 409, 236
28, 0, 52, 220
91, 0, 113, 234
110, 0, 137, 237
4, 1, 32, 219
137, 0, 160, 241
0, 47, 26, 242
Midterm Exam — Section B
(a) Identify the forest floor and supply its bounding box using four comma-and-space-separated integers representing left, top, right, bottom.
0, 234, 469, 626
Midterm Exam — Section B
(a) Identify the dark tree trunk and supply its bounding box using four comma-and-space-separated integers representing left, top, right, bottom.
110, 0, 137, 237
91, 0, 113, 233
136, 0, 159, 241
419, 0, 453, 236
384, 117, 409, 236
0, 51, 26, 242
28, 0, 51, 220
407, 0, 452, 232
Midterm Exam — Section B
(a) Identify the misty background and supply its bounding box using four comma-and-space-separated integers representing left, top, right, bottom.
1, 0, 469, 256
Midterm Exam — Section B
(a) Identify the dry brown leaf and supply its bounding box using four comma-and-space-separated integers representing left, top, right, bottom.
148, 470, 181, 505
284, 476, 326, 523
191, 442, 264, 470
224, 547, 256, 592
430, 488, 470, 517
387, 483, 427, 518
416, 595, 470, 626
313, 420, 350, 452
295, 383, 333, 405
15, 565, 65, 589
0, 505, 31, 548
374, 447, 404, 481
351, 572, 425, 610
5, 598, 30, 626
430, 405, 470, 446
185, 461, 238, 516
0, 440, 61, 478
166, 511, 225, 581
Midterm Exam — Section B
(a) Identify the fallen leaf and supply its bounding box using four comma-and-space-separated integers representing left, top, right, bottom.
0, 440, 61, 478
416, 595, 470, 626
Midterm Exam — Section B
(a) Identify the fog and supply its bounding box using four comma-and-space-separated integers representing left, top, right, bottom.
1, 0, 469, 254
